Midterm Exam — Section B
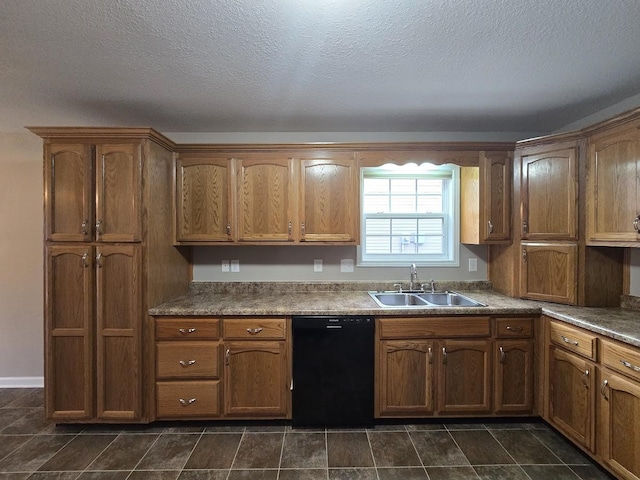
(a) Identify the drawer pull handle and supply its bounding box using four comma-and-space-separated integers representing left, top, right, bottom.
581, 369, 590, 388
428, 347, 433, 365
634, 215, 640, 232
179, 398, 196, 406
179, 328, 197, 334
247, 328, 263, 335
620, 359, 640, 372
601, 379, 609, 399
179, 360, 196, 367
225, 348, 230, 365
561, 336, 579, 346
488, 220, 494, 234
499, 346, 506, 363
505, 326, 523, 333
442, 347, 447, 365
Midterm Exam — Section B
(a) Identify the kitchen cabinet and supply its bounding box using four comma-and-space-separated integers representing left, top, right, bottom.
223, 317, 290, 418
520, 242, 577, 304
547, 321, 597, 452
33, 128, 191, 423
494, 317, 535, 414
176, 153, 234, 242
587, 119, 640, 245
521, 145, 578, 240
460, 151, 512, 244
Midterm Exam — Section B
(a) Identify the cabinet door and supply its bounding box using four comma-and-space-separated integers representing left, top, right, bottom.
298, 153, 358, 242
236, 156, 295, 242
520, 242, 577, 304
548, 346, 595, 452
481, 151, 511, 242
377, 340, 434, 416
44, 144, 93, 242
494, 340, 534, 414
224, 341, 288, 417
587, 122, 640, 243
95, 245, 141, 420
438, 340, 492, 414
95, 144, 142, 242
176, 155, 234, 242
45, 246, 94, 420
599, 370, 640, 480
521, 147, 577, 240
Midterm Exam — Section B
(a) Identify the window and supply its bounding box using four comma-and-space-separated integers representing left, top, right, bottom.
358, 163, 460, 266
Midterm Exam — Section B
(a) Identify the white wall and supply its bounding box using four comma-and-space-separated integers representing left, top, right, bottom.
0, 132, 44, 385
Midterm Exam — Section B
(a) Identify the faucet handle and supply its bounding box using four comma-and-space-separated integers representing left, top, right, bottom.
393, 283, 403, 293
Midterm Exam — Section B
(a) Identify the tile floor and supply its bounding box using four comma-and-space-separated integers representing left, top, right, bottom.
0, 388, 615, 479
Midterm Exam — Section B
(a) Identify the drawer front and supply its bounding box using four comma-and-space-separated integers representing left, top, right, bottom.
156, 342, 220, 379
223, 318, 286, 340
495, 317, 534, 338
549, 321, 597, 360
602, 338, 640, 383
378, 317, 491, 339
156, 380, 221, 418
156, 318, 220, 340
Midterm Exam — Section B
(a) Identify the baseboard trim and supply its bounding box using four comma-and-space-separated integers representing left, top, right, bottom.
0, 377, 44, 388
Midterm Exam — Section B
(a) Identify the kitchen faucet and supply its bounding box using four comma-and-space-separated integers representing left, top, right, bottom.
409, 263, 418, 290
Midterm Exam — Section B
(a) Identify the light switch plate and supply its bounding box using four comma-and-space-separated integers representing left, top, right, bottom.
221, 260, 230, 272
314, 259, 323, 272
231, 260, 240, 272
340, 259, 354, 273
469, 258, 478, 272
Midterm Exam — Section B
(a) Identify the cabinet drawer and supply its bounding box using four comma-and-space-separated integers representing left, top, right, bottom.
156, 380, 221, 418
549, 321, 597, 360
378, 317, 491, 339
495, 317, 534, 338
156, 342, 220, 379
602, 338, 640, 383
223, 318, 286, 340
155, 318, 219, 340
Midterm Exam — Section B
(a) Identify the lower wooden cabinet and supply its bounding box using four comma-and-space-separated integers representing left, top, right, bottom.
157, 380, 221, 418
494, 339, 534, 414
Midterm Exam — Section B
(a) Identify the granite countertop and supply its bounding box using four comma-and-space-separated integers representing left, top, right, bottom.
149, 282, 640, 347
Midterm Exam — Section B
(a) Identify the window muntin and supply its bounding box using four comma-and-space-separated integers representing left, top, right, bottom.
358, 164, 459, 266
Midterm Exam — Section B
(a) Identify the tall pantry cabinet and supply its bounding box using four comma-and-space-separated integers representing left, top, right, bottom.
31, 128, 190, 423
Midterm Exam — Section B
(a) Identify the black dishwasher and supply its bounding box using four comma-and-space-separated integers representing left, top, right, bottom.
292, 315, 375, 428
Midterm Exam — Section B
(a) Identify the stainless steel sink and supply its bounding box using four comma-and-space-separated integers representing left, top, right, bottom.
368, 291, 485, 308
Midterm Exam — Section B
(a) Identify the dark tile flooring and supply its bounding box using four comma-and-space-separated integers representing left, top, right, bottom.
0, 389, 616, 479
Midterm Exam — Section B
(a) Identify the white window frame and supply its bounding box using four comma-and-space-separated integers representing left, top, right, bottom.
357, 163, 460, 267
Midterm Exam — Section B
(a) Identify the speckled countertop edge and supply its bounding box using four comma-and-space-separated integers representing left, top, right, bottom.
150, 282, 640, 348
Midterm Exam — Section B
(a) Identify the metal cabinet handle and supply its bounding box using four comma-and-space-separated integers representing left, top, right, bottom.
81, 253, 89, 268
428, 347, 433, 364
620, 359, 640, 372
523, 220, 528, 234
442, 347, 447, 365
581, 369, 590, 388
225, 348, 230, 365
247, 327, 263, 335
522, 249, 527, 262
81, 219, 89, 235
488, 220, 494, 234
601, 380, 609, 399
95, 219, 103, 236
179, 360, 196, 367
634, 215, 640, 232
499, 346, 506, 364
179, 398, 196, 406
288, 221, 292, 236
290, 379, 294, 391
506, 326, 523, 333
226, 223, 231, 236
561, 335, 579, 346
178, 328, 197, 335
95, 252, 102, 268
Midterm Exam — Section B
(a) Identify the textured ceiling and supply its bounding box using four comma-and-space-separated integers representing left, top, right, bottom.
2, 0, 640, 134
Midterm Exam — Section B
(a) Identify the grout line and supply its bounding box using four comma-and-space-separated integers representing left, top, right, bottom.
276, 429, 286, 480
405, 426, 430, 478
125, 428, 164, 480
225, 426, 246, 480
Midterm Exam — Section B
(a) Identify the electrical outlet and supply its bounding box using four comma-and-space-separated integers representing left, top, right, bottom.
221, 260, 230, 272
231, 260, 240, 272
314, 259, 323, 272
469, 258, 478, 272
340, 259, 354, 273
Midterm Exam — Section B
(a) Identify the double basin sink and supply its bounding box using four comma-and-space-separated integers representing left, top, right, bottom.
369, 291, 486, 308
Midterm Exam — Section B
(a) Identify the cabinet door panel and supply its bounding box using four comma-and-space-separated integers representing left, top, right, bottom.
482, 152, 511, 241
520, 242, 577, 304
45, 246, 93, 420
494, 340, 534, 413
237, 157, 294, 242
177, 155, 234, 242
299, 154, 357, 242
439, 340, 492, 414
549, 346, 594, 452
522, 148, 577, 240
45, 144, 93, 241
378, 341, 434, 416
95, 144, 142, 242
600, 371, 640, 479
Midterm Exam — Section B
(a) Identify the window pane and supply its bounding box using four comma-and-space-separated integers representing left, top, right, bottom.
363, 178, 389, 195
365, 236, 391, 254
418, 218, 444, 235
365, 218, 391, 235
390, 178, 415, 194
417, 236, 444, 254
363, 195, 389, 213
417, 179, 442, 194
390, 195, 417, 212
417, 195, 442, 213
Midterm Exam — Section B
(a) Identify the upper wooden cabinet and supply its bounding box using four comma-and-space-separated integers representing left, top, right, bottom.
520, 242, 577, 305
175, 150, 358, 244
45, 143, 142, 242
461, 151, 512, 244
587, 119, 640, 245
521, 146, 578, 240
